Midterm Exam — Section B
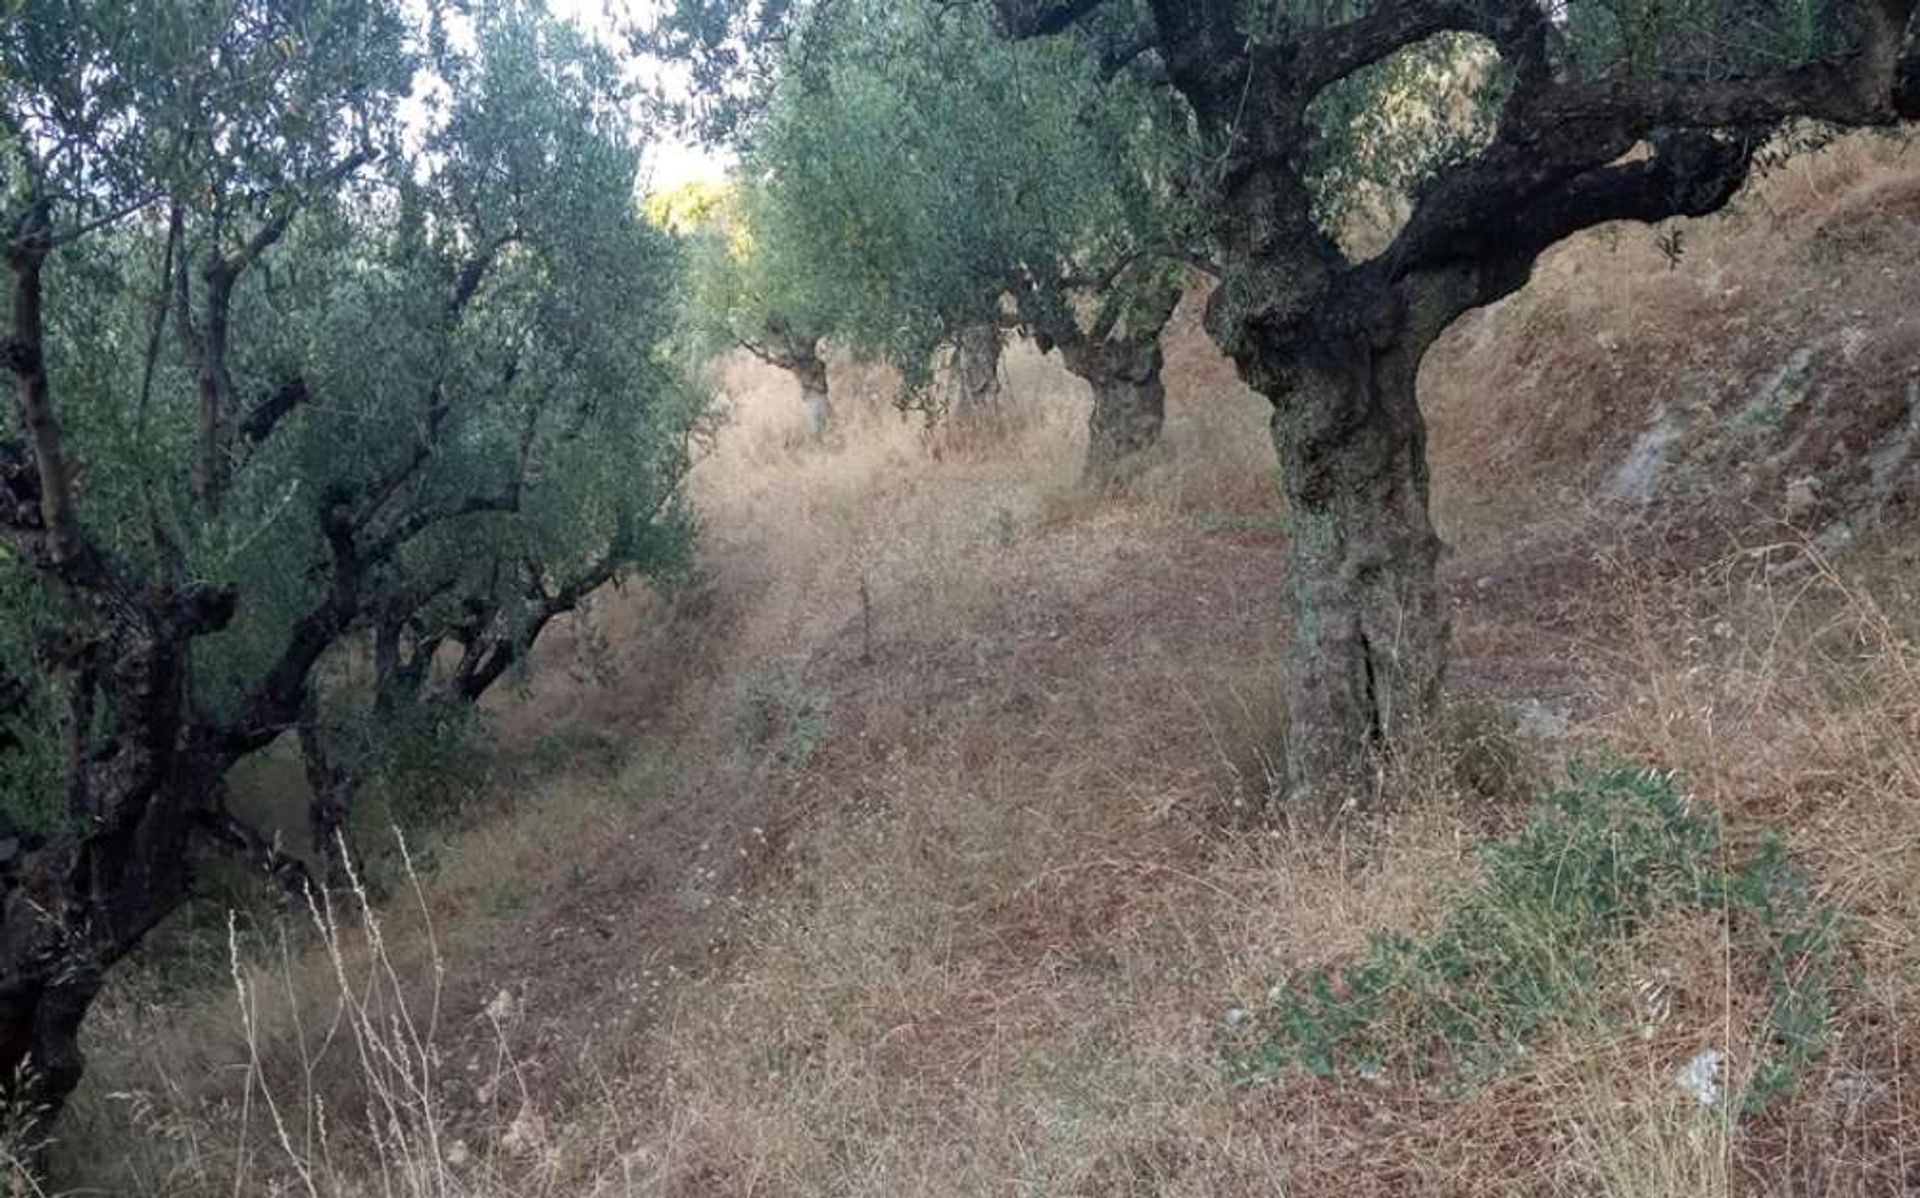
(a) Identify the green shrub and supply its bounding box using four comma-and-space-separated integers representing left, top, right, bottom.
733, 666, 831, 769
1227, 764, 1842, 1109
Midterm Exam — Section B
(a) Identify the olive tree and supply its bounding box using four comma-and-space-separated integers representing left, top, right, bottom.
747, 0, 1203, 476
982, 0, 1920, 803
672, 179, 841, 435
0, 0, 701, 1142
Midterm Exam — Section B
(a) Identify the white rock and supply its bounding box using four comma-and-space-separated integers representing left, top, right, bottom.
502, 1104, 546, 1158
483, 987, 518, 1024
1785, 476, 1820, 522
1676, 1047, 1726, 1108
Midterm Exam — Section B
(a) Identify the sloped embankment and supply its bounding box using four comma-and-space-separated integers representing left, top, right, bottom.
63, 135, 1920, 1196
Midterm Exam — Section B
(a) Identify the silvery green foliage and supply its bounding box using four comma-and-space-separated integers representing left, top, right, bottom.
0, 1, 705, 829
674, 177, 836, 368
734, 0, 1200, 393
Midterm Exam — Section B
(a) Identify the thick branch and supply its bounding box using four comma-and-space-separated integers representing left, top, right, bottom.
1533, 59, 1909, 133
353, 383, 452, 531
185, 147, 376, 512
48, 190, 166, 250
192, 807, 320, 907
453, 547, 628, 702
216, 499, 360, 757
737, 336, 799, 371
5, 210, 92, 576
1297, 0, 1548, 98
239, 376, 311, 444
225, 146, 377, 276
363, 489, 519, 566
347, 235, 514, 533
992, 0, 1109, 38
448, 230, 519, 317
1393, 130, 1756, 350
1386, 4, 1918, 316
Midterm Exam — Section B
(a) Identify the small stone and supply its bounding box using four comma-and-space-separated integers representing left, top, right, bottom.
1784, 476, 1820, 522
1225, 1005, 1250, 1028
446, 1140, 471, 1168
673, 887, 713, 913
501, 1104, 546, 1157
1676, 1047, 1725, 1108
1814, 522, 1855, 555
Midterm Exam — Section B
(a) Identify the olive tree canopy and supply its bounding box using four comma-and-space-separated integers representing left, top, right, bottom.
748, 0, 1206, 472
0, 0, 703, 1143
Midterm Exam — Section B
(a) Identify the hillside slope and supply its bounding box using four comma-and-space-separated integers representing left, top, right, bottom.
62, 135, 1920, 1197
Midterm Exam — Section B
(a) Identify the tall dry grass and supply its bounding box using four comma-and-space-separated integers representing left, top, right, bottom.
51, 133, 1920, 1197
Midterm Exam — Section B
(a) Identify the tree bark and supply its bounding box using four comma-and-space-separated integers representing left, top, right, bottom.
950, 323, 1004, 433
1268, 339, 1446, 804
298, 700, 356, 896
793, 349, 832, 438
1068, 338, 1166, 482
0, 972, 99, 1164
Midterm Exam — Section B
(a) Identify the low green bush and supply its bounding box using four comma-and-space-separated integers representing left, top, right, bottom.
1227, 764, 1842, 1111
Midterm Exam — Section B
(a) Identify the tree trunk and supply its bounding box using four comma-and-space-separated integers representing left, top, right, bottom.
0, 972, 98, 1165
1269, 340, 1447, 806
1064, 339, 1166, 482
0, 758, 212, 1164
792, 351, 832, 438
298, 706, 356, 896
950, 323, 1004, 433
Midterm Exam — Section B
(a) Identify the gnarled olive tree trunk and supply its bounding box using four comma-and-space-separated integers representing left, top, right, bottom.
1268, 339, 1445, 801
793, 347, 832, 438
993, 0, 1886, 807
1020, 275, 1180, 482
746, 319, 834, 438
950, 322, 1004, 434
1062, 337, 1166, 482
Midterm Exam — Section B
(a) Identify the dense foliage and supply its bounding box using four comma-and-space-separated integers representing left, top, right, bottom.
750, 1, 1196, 389
0, 0, 704, 1136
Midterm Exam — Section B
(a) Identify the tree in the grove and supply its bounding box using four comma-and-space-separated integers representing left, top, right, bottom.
671, 180, 841, 435
0, 0, 701, 1144
976, 0, 1920, 803
746, 0, 1203, 476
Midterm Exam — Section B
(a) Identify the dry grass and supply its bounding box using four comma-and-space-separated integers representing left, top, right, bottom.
50, 135, 1920, 1197
1424, 129, 1920, 557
